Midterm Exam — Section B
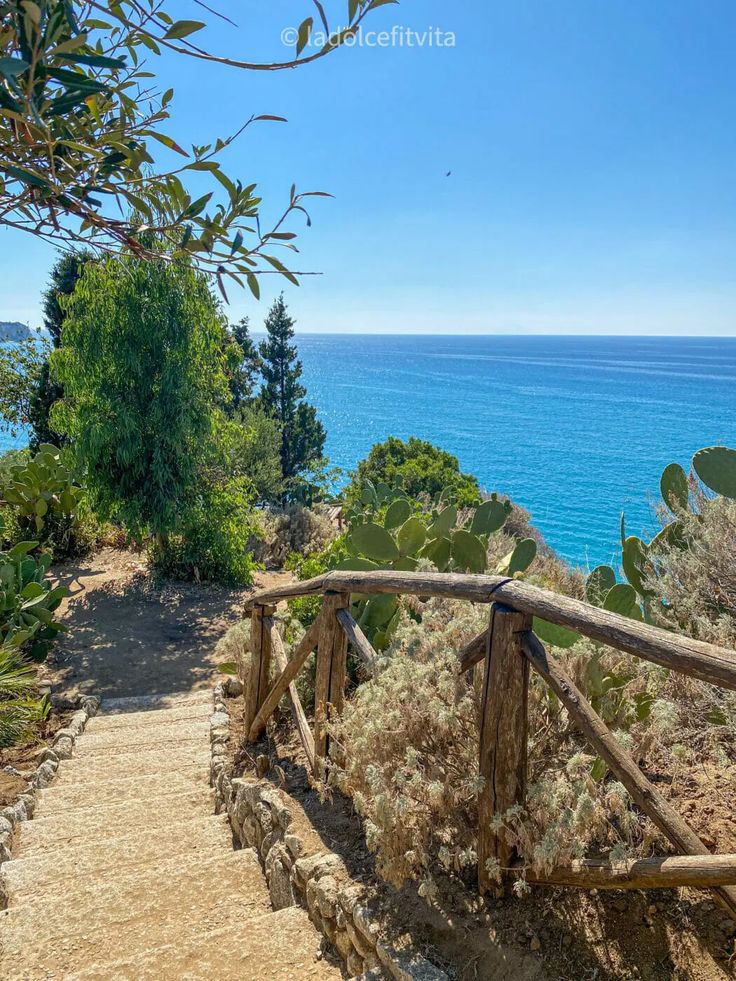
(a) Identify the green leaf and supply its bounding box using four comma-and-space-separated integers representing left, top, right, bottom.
0, 57, 30, 78
420, 536, 451, 572
660, 462, 689, 513
451, 530, 486, 574
507, 538, 537, 576
296, 17, 313, 56
693, 446, 736, 499
334, 557, 380, 572
471, 498, 508, 536
351, 522, 400, 562
164, 20, 206, 39
383, 498, 411, 530
217, 662, 238, 676
429, 505, 457, 538
397, 516, 426, 557
7, 542, 38, 561
602, 583, 641, 619
585, 565, 616, 606
533, 617, 579, 649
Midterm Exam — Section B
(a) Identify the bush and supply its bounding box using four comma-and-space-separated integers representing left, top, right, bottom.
0, 642, 49, 748
0, 444, 95, 561
327, 593, 709, 896
151, 478, 263, 586
646, 492, 736, 648
218, 407, 283, 505
347, 437, 481, 507
264, 504, 336, 568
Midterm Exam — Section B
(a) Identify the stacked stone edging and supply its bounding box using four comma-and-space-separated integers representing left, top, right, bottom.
211, 681, 448, 981
0, 694, 100, 870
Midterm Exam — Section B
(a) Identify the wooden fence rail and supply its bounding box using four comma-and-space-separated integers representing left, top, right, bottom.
242, 569, 736, 922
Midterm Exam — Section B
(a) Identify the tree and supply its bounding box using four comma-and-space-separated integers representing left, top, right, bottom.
259, 294, 325, 499
28, 250, 91, 447
0, 335, 49, 438
224, 317, 262, 412
348, 436, 481, 506
0, 0, 395, 296
52, 255, 229, 540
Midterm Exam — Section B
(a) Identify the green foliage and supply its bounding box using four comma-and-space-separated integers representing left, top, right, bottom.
225, 318, 262, 412
0, 529, 69, 662
217, 406, 283, 505
1, 443, 81, 539
259, 294, 326, 500
347, 437, 481, 508
692, 446, 736, 500
52, 255, 229, 538
28, 251, 91, 448
151, 478, 262, 586
0, 0, 388, 291
0, 641, 50, 747
0, 334, 49, 437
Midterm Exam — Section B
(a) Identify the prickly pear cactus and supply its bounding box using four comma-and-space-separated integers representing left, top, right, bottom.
692, 446, 736, 500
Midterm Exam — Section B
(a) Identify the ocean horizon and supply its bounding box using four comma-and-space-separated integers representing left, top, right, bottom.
3, 333, 734, 569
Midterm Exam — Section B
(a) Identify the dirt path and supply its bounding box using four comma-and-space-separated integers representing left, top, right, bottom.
45, 548, 290, 700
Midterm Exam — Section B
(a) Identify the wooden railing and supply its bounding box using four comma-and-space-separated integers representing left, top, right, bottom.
243, 570, 736, 920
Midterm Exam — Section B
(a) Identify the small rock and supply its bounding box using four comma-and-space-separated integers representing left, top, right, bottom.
530, 936, 541, 952
256, 755, 270, 778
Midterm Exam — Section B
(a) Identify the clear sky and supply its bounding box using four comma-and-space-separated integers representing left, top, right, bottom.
2, 0, 735, 334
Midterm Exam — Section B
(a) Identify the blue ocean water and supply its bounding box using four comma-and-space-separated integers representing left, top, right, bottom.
296, 334, 736, 569
3, 335, 734, 569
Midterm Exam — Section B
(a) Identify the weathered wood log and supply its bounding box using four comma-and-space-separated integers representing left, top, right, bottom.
525, 854, 736, 891
521, 630, 736, 920
478, 605, 532, 897
243, 604, 275, 735
247, 618, 322, 742
314, 591, 350, 765
459, 629, 486, 674
245, 570, 736, 691
269, 622, 315, 771
335, 607, 378, 675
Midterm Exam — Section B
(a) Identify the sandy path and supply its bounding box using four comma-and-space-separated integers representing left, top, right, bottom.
45, 548, 290, 700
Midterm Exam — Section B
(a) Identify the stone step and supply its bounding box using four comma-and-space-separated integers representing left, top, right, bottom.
34, 768, 206, 813
52, 745, 209, 785
18, 786, 216, 853
73, 719, 210, 754
84, 701, 212, 733
100, 690, 213, 715
63, 907, 343, 981
0, 849, 271, 974
3, 815, 232, 897
72, 730, 207, 760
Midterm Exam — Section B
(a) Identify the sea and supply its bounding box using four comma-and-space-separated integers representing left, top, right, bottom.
3, 334, 734, 569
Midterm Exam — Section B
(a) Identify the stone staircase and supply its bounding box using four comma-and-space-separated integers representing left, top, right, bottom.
0, 691, 344, 980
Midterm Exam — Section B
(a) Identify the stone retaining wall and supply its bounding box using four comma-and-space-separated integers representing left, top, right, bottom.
0, 695, 100, 871
211, 680, 447, 981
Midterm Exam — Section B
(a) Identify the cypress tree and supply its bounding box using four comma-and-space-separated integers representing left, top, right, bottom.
259, 294, 325, 499
29, 251, 91, 448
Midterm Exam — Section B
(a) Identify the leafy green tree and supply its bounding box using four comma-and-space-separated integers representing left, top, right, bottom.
224, 317, 262, 412
0, 335, 49, 437
216, 407, 283, 505
259, 294, 326, 500
0, 0, 391, 295
52, 256, 229, 540
28, 251, 91, 448
348, 437, 481, 507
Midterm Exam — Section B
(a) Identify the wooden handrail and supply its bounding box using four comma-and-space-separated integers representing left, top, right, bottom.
246, 570, 736, 690
525, 854, 736, 891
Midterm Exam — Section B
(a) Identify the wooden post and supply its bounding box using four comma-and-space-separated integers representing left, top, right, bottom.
243, 603, 276, 737
314, 590, 350, 768
478, 603, 532, 897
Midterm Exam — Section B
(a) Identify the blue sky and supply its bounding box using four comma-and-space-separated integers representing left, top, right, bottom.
2, 0, 735, 333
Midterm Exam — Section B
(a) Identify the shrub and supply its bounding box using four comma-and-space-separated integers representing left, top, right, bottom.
217, 407, 283, 505
0, 642, 49, 748
151, 478, 263, 586
0, 444, 89, 560
265, 504, 336, 568
327, 595, 695, 896
646, 492, 736, 648
347, 437, 481, 508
